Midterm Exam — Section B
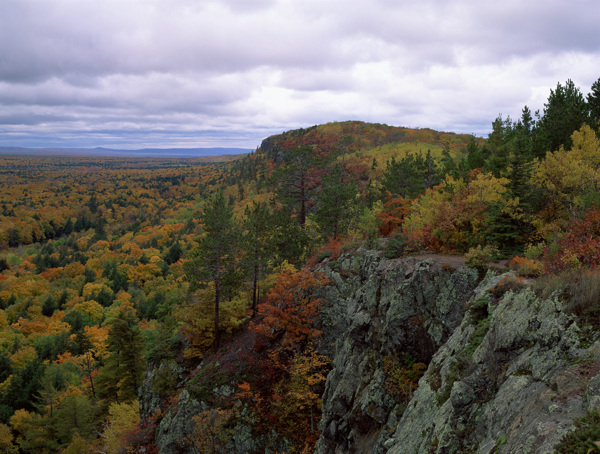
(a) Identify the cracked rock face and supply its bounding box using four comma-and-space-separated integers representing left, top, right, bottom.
385, 284, 597, 454
315, 254, 479, 453
315, 253, 600, 454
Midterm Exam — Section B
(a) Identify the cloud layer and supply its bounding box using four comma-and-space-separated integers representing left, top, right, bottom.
1, 0, 599, 148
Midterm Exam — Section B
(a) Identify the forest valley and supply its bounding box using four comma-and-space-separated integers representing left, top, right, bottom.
0, 77, 599, 453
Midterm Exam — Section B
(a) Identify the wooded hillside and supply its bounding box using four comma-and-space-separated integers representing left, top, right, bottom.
0, 77, 599, 453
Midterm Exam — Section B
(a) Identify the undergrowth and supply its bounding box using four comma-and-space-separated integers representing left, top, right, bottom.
555, 411, 600, 453
534, 269, 600, 330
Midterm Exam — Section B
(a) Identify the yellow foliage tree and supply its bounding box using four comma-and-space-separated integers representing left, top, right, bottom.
99, 400, 140, 453
0, 423, 16, 453
71, 300, 104, 322
403, 172, 513, 251
178, 287, 248, 361
532, 124, 600, 234
10, 346, 37, 370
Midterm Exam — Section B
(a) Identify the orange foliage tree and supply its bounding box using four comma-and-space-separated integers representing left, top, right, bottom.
376, 194, 411, 236
251, 269, 329, 351
542, 208, 600, 272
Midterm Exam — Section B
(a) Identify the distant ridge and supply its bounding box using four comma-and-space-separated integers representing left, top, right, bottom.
0, 146, 252, 157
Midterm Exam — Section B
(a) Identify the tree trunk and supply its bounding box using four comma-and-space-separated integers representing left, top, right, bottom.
252, 264, 258, 317
214, 256, 221, 352
299, 171, 306, 228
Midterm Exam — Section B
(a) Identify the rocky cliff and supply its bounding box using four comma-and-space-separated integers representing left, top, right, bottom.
315, 251, 480, 453
143, 250, 600, 453
315, 251, 600, 454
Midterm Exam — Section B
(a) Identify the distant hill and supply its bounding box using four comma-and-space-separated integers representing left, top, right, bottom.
257, 120, 479, 162
0, 146, 252, 158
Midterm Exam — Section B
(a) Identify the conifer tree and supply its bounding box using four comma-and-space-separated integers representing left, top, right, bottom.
533, 79, 589, 156
485, 115, 513, 178
588, 77, 600, 128
314, 164, 359, 240
274, 145, 318, 228
164, 241, 183, 265
96, 310, 145, 404
242, 202, 272, 316
185, 191, 241, 352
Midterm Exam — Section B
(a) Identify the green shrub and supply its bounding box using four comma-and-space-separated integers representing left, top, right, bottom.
555, 411, 600, 453
467, 297, 489, 323
465, 245, 499, 266
523, 243, 545, 260
435, 360, 460, 406
384, 233, 407, 259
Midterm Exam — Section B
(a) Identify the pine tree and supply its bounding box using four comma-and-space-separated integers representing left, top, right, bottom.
270, 206, 311, 266
533, 79, 589, 156
521, 105, 534, 136
380, 152, 434, 199
313, 163, 359, 240
242, 202, 272, 316
96, 310, 145, 404
42, 294, 57, 317
185, 191, 241, 352
485, 115, 513, 178
274, 145, 318, 228
164, 241, 183, 265
588, 77, 600, 129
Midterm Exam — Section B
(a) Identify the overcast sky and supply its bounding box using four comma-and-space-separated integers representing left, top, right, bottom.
1, 0, 599, 150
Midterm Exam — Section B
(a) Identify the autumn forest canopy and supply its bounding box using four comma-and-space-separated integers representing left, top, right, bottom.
0, 77, 600, 452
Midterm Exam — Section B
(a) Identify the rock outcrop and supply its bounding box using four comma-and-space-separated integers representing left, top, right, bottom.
315, 252, 480, 453
142, 249, 600, 453
316, 252, 600, 453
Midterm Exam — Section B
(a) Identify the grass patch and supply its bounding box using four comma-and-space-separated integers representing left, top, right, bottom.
534, 269, 600, 330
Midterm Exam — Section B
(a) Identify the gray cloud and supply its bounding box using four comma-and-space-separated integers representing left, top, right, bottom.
1, 0, 599, 148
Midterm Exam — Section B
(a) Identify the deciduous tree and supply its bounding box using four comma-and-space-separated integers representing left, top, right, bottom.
251, 269, 328, 351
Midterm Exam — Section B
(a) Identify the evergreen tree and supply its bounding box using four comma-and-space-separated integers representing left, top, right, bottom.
380, 151, 438, 199
55, 395, 95, 442
588, 77, 600, 129
423, 149, 441, 189
184, 191, 241, 352
0, 359, 44, 414
83, 267, 96, 284
96, 310, 145, 404
482, 203, 521, 256
271, 205, 310, 266
533, 79, 589, 156
63, 217, 74, 236
274, 145, 318, 228
242, 202, 272, 316
521, 105, 534, 136
164, 241, 183, 265
314, 164, 359, 240
103, 261, 128, 293
0, 353, 10, 385
463, 135, 489, 173
0, 258, 8, 273
57, 290, 69, 310
440, 145, 458, 179
42, 294, 56, 317
485, 115, 513, 178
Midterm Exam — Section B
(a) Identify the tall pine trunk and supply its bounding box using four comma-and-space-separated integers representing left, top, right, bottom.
214, 255, 221, 352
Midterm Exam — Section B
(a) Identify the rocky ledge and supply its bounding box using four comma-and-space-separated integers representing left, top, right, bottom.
315, 251, 600, 454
